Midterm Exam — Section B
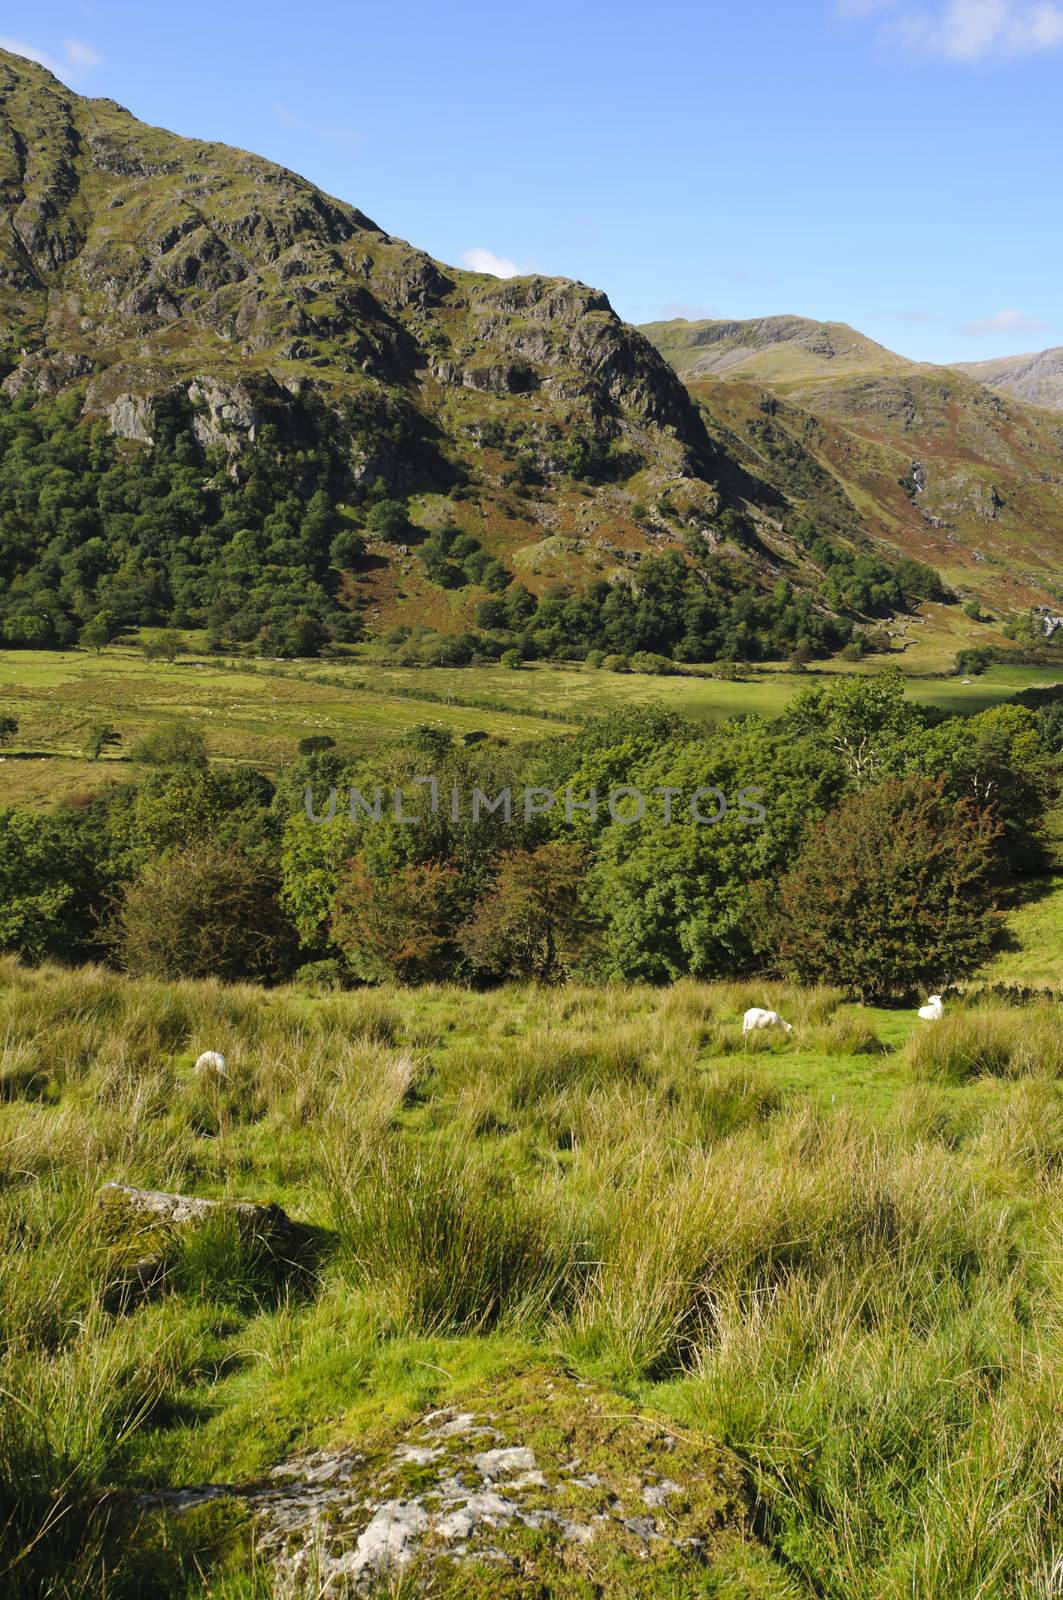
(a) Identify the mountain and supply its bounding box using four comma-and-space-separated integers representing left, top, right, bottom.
640, 317, 912, 388
955, 349, 1063, 412
0, 48, 713, 478
0, 46, 1055, 666
642, 316, 1063, 622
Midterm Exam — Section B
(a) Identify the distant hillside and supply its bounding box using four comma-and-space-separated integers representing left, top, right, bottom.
0, 46, 1057, 667
640, 316, 912, 387
643, 316, 1063, 621
955, 349, 1063, 412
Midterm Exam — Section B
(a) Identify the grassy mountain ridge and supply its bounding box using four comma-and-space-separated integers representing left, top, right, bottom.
640, 315, 913, 387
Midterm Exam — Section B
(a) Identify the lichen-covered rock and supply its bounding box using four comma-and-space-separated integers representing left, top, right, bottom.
137, 1369, 767, 1596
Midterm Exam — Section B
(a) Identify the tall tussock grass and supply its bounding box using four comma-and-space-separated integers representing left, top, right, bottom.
904, 1005, 1063, 1083
326, 1136, 583, 1335
5, 960, 1063, 1596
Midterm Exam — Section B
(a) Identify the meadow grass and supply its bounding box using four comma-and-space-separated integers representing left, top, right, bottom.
0, 648, 1056, 808
3, 963, 1063, 1594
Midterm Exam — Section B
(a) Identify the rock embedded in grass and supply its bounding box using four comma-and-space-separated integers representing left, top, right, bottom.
95, 1182, 314, 1310
137, 1370, 758, 1595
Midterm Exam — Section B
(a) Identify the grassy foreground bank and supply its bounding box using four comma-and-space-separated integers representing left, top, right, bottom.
4, 963, 1063, 1596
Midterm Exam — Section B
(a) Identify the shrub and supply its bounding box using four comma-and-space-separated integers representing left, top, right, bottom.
602, 653, 630, 673
130, 720, 208, 768
629, 651, 675, 675
112, 844, 296, 981
769, 776, 1002, 1001
141, 630, 185, 663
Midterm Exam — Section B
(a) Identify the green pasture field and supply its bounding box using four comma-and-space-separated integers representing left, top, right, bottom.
0, 644, 1054, 813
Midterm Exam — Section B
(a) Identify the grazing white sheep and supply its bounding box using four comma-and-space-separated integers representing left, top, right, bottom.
917, 995, 944, 1022
194, 1050, 228, 1076
742, 1007, 794, 1036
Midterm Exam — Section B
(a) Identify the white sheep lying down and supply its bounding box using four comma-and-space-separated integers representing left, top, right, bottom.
742, 1007, 794, 1036
917, 995, 944, 1022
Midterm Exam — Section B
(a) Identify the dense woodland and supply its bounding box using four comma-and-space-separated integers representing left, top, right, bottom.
2, 674, 1058, 997
0, 390, 943, 665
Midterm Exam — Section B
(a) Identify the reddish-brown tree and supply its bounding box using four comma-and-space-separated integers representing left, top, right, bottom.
457, 842, 594, 983
330, 857, 461, 984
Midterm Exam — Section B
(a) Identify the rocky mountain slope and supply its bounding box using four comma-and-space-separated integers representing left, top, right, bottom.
0, 45, 1057, 657
955, 348, 1063, 412
0, 48, 728, 595
643, 317, 1063, 620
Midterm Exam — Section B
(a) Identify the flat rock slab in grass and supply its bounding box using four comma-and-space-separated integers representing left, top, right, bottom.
97, 1183, 300, 1239
138, 1369, 770, 1597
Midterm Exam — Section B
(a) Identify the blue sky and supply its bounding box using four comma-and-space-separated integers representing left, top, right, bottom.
4, 0, 1062, 363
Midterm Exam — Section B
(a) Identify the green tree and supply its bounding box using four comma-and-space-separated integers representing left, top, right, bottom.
142, 630, 185, 663
0, 808, 101, 960
80, 616, 113, 654
130, 720, 208, 768
86, 723, 121, 761
365, 499, 410, 542
329, 528, 367, 569
587, 718, 843, 980
781, 668, 924, 785
128, 767, 223, 857
768, 776, 1001, 1001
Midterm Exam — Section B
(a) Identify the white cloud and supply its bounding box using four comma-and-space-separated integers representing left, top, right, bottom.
64, 39, 103, 69
839, 0, 1063, 59
958, 307, 1049, 336
461, 248, 522, 279
659, 300, 715, 320
0, 35, 103, 76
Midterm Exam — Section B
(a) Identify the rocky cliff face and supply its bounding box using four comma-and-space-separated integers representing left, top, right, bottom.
0, 48, 713, 495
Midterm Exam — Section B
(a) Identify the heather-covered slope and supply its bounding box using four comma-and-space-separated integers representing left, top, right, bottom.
644, 317, 1063, 619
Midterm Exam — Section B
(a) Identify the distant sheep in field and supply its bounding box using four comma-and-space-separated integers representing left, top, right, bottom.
742, 1007, 794, 1036
917, 995, 944, 1022
194, 1050, 228, 1076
